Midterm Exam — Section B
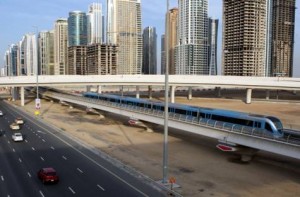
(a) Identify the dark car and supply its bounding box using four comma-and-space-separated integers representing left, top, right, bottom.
37, 167, 59, 184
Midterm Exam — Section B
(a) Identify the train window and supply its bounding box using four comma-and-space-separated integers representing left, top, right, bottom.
192, 111, 198, 117
254, 122, 261, 128
265, 123, 272, 132
199, 113, 206, 118
174, 108, 187, 115
211, 115, 253, 127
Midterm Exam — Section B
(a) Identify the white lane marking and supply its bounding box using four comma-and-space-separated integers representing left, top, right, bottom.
32, 147, 35, 151
9, 108, 149, 197
19, 158, 22, 163
42, 139, 46, 142
27, 172, 31, 177
3, 134, 6, 137
1, 176, 4, 181
40, 157, 45, 161
51, 146, 55, 150
62, 156, 67, 160
68, 187, 76, 194
77, 168, 83, 173
25, 139, 28, 143
7, 141, 10, 144
39, 191, 45, 197
97, 184, 105, 191
37, 130, 46, 134
12, 148, 15, 152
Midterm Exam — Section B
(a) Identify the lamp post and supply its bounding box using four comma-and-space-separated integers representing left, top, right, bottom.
33, 26, 40, 113
163, 0, 170, 184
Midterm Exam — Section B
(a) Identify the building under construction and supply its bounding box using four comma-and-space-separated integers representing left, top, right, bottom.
86, 44, 118, 75
68, 46, 87, 75
222, 0, 267, 76
270, 0, 296, 77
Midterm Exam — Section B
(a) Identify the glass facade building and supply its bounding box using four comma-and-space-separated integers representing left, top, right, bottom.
142, 26, 157, 74
68, 11, 88, 47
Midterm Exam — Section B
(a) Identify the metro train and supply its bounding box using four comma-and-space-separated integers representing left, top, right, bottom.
83, 92, 284, 138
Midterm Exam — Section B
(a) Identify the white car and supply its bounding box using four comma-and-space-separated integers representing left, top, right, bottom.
15, 117, 24, 124
10, 123, 20, 130
12, 133, 23, 142
0, 110, 3, 116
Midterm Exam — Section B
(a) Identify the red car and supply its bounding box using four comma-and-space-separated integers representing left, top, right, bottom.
37, 167, 59, 184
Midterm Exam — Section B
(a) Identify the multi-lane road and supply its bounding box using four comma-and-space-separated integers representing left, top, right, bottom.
0, 100, 167, 197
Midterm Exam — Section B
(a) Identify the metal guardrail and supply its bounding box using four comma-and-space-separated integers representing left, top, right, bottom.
44, 92, 300, 146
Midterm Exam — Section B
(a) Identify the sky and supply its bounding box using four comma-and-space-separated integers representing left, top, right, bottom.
0, 0, 299, 76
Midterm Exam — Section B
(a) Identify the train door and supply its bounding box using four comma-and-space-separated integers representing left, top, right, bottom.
206, 114, 212, 119
254, 122, 262, 129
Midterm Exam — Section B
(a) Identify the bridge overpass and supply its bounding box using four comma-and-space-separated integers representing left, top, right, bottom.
42, 91, 300, 161
1, 75, 300, 106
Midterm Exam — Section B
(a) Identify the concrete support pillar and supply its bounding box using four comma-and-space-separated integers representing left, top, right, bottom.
188, 87, 193, 100
86, 86, 91, 92
97, 85, 102, 94
21, 87, 25, 106
215, 87, 221, 98
136, 86, 140, 99
246, 88, 252, 104
120, 86, 124, 97
266, 90, 270, 100
11, 87, 19, 101
148, 86, 152, 99
170, 86, 176, 103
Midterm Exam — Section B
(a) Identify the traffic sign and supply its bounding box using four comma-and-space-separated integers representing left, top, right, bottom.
35, 98, 41, 109
216, 144, 237, 152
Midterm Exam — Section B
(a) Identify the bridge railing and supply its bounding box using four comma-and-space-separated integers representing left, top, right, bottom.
43, 92, 300, 146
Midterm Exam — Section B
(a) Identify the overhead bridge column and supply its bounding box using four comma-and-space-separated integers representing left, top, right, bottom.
246, 88, 252, 104
136, 86, 140, 99
21, 87, 25, 106
171, 86, 176, 103
188, 87, 192, 100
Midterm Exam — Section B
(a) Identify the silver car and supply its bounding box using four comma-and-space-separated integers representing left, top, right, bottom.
12, 133, 23, 142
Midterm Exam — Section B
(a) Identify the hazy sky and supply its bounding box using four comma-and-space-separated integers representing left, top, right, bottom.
0, 0, 299, 76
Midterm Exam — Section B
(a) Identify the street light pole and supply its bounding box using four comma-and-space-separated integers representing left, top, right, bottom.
163, 0, 170, 184
33, 26, 39, 100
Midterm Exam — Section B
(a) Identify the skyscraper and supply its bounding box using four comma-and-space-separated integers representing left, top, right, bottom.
20, 33, 38, 76
269, 0, 296, 77
223, 0, 267, 76
87, 3, 103, 44
54, 18, 68, 75
175, 0, 208, 75
107, 0, 142, 75
142, 27, 157, 74
166, 8, 178, 75
208, 18, 218, 75
161, 34, 166, 75
7, 45, 19, 76
39, 31, 54, 75
68, 11, 88, 46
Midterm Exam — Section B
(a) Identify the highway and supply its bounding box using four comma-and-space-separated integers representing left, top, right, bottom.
0, 100, 166, 197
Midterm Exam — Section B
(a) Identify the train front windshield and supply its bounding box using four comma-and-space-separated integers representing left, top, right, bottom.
268, 117, 283, 131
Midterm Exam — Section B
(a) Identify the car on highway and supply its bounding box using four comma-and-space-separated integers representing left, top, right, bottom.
12, 133, 23, 142
37, 167, 59, 184
0, 110, 3, 116
15, 117, 24, 124
10, 123, 20, 130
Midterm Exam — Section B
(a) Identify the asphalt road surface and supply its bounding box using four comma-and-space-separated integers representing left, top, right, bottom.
0, 100, 166, 197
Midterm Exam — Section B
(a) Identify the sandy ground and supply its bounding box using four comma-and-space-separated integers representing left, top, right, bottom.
5, 89, 300, 197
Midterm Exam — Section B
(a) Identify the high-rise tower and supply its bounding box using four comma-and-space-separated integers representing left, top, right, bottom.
269, 0, 296, 77
142, 27, 157, 74
175, 0, 208, 75
208, 18, 218, 75
166, 8, 178, 75
54, 18, 68, 75
39, 30, 54, 75
107, 0, 142, 74
68, 11, 88, 46
20, 34, 38, 76
87, 3, 103, 44
222, 0, 267, 76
